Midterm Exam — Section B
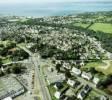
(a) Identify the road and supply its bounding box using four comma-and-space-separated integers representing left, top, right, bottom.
2, 60, 27, 66
18, 45, 51, 100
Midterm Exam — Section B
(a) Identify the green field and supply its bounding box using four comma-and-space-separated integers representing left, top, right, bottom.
84, 60, 112, 75
74, 23, 112, 33
2, 58, 11, 64
48, 85, 57, 100
89, 23, 112, 33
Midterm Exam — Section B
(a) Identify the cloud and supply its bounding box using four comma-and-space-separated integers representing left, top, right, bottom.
0, 0, 111, 4
0, 0, 69, 3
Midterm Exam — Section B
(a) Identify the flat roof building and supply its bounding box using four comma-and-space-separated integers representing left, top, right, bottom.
0, 76, 25, 100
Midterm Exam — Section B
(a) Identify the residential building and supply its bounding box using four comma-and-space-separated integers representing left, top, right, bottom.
81, 71, 93, 80
77, 91, 86, 100
63, 63, 71, 70
83, 85, 92, 93
67, 79, 76, 87
54, 91, 61, 99
93, 77, 100, 85
71, 67, 81, 76
54, 82, 63, 90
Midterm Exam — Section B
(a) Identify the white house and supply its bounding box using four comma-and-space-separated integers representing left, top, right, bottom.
54, 91, 61, 99
63, 63, 71, 70
80, 61, 84, 66
77, 91, 86, 100
67, 79, 75, 87
71, 67, 81, 76
93, 77, 100, 85
81, 72, 93, 80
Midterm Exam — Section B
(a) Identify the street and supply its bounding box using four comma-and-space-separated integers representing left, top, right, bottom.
18, 45, 51, 100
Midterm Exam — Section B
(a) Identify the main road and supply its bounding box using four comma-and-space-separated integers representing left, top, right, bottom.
18, 45, 51, 100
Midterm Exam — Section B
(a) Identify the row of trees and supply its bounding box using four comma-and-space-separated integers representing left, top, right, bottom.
6, 63, 26, 74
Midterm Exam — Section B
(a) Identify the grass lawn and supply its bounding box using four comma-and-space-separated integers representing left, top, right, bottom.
2, 58, 11, 64
89, 23, 112, 33
96, 61, 112, 75
83, 60, 112, 75
86, 90, 101, 100
0, 81, 5, 90
48, 85, 57, 100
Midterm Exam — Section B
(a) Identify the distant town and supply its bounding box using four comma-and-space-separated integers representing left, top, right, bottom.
0, 11, 112, 100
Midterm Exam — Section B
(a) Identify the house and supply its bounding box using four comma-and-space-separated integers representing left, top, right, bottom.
60, 67, 66, 72
77, 91, 86, 100
77, 85, 91, 100
67, 79, 76, 87
80, 61, 84, 66
54, 91, 61, 99
93, 77, 100, 85
71, 67, 81, 76
54, 82, 63, 90
100, 95, 109, 100
81, 71, 93, 80
83, 85, 92, 93
63, 63, 71, 70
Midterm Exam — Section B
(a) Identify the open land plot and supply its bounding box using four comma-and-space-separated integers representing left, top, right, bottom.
96, 60, 112, 75
48, 85, 57, 100
83, 60, 112, 75
2, 57, 11, 64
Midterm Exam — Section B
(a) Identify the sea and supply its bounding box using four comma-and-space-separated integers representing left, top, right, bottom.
0, 2, 112, 17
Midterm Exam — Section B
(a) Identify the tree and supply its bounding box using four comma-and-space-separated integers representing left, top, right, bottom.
65, 70, 71, 79
56, 63, 62, 72
12, 66, 22, 74
98, 75, 112, 88
89, 67, 98, 74
12, 64, 26, 74
0, 58, 2, 67
0, 70, 4, 76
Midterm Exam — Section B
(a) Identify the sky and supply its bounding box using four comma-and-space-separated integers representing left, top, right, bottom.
0, 0, 112, 4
